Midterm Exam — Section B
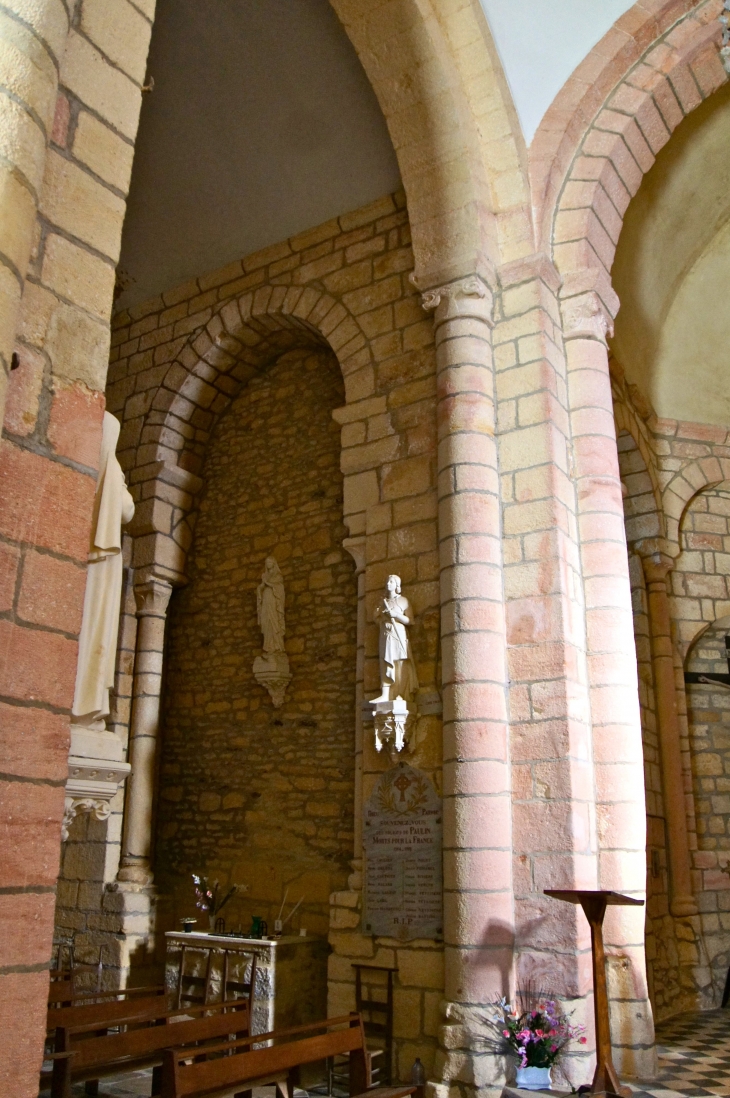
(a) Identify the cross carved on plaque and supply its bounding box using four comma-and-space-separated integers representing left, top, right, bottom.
393, 773, 412, 802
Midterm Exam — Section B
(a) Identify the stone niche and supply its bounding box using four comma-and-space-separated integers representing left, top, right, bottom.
155, 345, 357, 939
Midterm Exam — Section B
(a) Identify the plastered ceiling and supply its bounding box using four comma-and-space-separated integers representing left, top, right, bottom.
479, 0, 635, 143
116, 0, 401, 310
117, 1, 653, 311
611, 83, 730, 428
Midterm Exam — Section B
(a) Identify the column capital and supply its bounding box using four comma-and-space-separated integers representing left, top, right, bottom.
561, 290, 615, 345
134, 576, 174, 617
640, 552, 675, 585
420, 274, 494, 327
342, 536, 366, 575
635, 538, 679, 582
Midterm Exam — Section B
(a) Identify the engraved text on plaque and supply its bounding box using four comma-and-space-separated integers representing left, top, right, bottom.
363, 764, 442, 941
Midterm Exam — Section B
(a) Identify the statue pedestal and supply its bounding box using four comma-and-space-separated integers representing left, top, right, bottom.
63, 726, 131, 840
253, 652, 291, 707
368, 696, 409, 753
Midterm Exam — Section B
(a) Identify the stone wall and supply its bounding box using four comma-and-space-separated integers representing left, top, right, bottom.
103, 190, 446, 1081
154, 345, 357, 938
676, 487, 730, 1003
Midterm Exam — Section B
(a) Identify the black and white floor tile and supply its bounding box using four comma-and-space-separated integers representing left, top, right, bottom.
628, 1010, 730, 1098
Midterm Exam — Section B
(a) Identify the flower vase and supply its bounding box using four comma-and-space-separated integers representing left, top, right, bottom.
515, 1065, 552, 1091
208, 913, 216, 932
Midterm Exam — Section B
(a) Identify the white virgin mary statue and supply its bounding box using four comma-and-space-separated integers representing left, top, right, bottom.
256, 556, 285, 654
71, 412, 135, 730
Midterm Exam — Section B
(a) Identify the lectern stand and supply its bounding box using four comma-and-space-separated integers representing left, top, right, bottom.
544, 890, 644, 1096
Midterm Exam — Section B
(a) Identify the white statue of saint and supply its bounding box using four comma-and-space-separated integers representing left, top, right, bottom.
373, 574, 418, 703
256, 556, 286, 653
71, 412, 135, 730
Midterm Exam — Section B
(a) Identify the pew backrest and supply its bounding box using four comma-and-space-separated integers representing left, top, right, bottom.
161, 1013, 369, 1098
48, 981, 163, 1008
48, 989, 167, 1033
52, 998, 249, 1087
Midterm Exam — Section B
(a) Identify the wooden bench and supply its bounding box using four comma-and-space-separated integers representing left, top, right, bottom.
47, 997, 249, 1098
160, 1012, 417, 1098
48, 985, 168, 1034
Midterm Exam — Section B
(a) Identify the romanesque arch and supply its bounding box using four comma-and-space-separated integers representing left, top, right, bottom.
113, 284, 374, 584
542, 0, 726, 311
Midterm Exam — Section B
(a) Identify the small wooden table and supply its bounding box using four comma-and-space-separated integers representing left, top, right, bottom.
544, 890, 644, 1096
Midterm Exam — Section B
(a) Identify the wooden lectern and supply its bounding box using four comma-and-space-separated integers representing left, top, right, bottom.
544, 890, 644, 1096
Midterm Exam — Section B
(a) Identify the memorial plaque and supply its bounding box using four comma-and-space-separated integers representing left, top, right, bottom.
363, 763, 442, 941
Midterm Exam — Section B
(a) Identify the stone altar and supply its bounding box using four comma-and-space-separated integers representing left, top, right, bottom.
165, 931, 327, 1033
363, 764, 442, 941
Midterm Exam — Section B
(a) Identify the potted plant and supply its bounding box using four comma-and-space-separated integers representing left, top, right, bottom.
488, 992, 586, 1091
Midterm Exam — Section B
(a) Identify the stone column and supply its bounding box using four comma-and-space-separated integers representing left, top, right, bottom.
562, 290, 653, 1077
0, 0, 68, 424
343, 535, 366, 888
422, 276, 511, 1093
117, 577, 174, 886
640, 550, 697, 917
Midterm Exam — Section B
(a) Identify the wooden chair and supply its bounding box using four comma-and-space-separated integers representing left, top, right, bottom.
327, 964, 396, 1093
353, 964, 395, 1086
160, 1011, 416, 1098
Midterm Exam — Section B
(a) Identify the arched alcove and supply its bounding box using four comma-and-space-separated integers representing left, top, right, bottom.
155, 342, 357, 939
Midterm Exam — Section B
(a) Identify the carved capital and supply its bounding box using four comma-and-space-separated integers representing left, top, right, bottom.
343, 536, 366, 575
421, 275, 494, 327
62, 796, 112, 842
561, 291, 615, 344
640, 551, 675, 586
134, 577, 173, 618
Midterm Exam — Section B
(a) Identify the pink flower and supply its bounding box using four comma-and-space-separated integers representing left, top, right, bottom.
503, 1030, 510, 1037
579, 1037, 587, 1044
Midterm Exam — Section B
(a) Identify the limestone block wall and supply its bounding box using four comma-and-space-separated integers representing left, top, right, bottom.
96, 191, 446, 1074
155, 345, 357, 938
614, 378, 730, 1014
0, 2, 153, 1092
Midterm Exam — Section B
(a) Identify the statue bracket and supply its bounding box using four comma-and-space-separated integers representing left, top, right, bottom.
366, 696, 413, 758
253, 651, 291, 708
63, 726, 131, 841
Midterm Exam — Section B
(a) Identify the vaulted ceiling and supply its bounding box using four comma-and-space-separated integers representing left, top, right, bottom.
611, 83, 730, 428
117, 0, 641, 311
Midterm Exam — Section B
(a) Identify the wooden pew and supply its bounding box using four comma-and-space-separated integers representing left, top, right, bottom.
48, 997, 249, 1098
48, 986, 167, 1033
160, 1012, 417, 1098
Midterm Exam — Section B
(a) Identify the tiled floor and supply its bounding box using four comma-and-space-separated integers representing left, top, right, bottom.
628, 1010, 730, 1098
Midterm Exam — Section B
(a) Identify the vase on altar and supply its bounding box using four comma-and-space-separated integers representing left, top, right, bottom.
515, 1065, 552, 1091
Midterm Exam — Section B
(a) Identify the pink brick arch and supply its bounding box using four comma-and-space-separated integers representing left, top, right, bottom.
662, 457, 730, 550
118, 284, 371, 583
535, 0, 727, 307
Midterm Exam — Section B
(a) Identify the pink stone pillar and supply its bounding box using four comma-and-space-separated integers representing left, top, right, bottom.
639, 550, 696, 918
117, 577, 173, 886
562, 291, 653, 1075
423, 277, 512, 1070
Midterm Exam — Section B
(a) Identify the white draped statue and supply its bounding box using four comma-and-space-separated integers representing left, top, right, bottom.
72, 412, 135, 730
373, 574, 418, 703
256, 556, 286, 654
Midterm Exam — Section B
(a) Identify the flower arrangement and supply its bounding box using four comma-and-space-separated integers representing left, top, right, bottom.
488, 993, 586, 1069
192, 874, 248, 917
